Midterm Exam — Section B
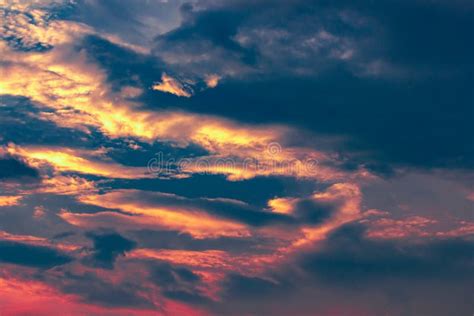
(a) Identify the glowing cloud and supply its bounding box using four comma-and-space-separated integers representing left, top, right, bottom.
152, 73, 192, 97
0, 36, 357, 184
292, 182, 363, 248
71, 190, 251, 238
0, 195, 23, 207
6, 145, 153, 179
204, 74, 220, 88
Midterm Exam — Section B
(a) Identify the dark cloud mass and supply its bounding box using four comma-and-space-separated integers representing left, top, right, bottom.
85, 232, 137, 269
0, 156, 39, 180
215, 224, 474, 315
0, 241, 71, 268
0, 0, 472, 315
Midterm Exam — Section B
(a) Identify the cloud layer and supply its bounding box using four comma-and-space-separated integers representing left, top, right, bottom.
0, 1, 472, 315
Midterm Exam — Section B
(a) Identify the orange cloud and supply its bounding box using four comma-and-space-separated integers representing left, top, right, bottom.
130, 249, 280, 278
63, 209, 246, 240
34, 175, 98, 195
1, 3, 148, 53
0, 195, 23, 207
291, 182, 363, 248
0, 276, 170, 316
0, 37, 361, 184
0, 230, 79, 252
365, 216, 474, 239
152, 73, 192, 97
6, 145, 153, 179
0, 3, 378, 188
268, 197, 296, 215
62, 190, 250, 238
204, 74, 220, 88
365, 216, 437, 239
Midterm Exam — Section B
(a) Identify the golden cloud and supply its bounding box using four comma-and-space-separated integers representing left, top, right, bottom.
64, 190, 251, 239
0, 195, 23, 207
6, 145, 153, 179
152, 73, 192, 97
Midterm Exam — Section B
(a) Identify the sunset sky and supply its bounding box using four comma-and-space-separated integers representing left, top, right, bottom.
0, 1, 473, 315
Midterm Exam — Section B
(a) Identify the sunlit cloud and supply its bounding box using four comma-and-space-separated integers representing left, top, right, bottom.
0, 230, 79, 252
152, 73, 192, 97
1, 1, 470, 314
129, 249, 277, 277
6, 144, 153, 179
1, 3, 148, 53
0, 195, 23, 207
363, 216, 474, 239
64, 190, 252, 239
204, 74, 220, 88
267, 197, 295, 215
365, 216, 437, 239
291, 182, 363, 248
0, 32, 361, 184
34, 175, 98, 195
0, 276, 165, 316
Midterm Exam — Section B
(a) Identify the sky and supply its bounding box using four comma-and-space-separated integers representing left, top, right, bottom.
0, 0, 473, 315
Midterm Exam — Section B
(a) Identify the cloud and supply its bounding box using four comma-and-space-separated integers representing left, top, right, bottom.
0, 240, 72, 268
0, 17, 373, 184
298, 224, 474, 283
0, 155, 39, 180
6, 144, 154, 179
85, 232, 137, 269
365, 216, 438, 239
0, 2, 148, 53
204, 74, 220, 88
0, 195, 23, 207
68, 190, 254, 238
78, 189, 291, 226
152, 73, 193, 97
67, 0, 185, 47
213, 223, 474, 315
0, 1, 472, 314
152, 0, 473, 81
148, 262, 211, 305
0, 275, 160, 316
57, 270, 156, 309
34, 175, 98, 195
0, 230, 79, 252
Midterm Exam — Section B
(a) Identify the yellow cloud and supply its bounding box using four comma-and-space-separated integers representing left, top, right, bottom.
152, 73, 192, 97
71, 190, 251, 238
7, 145, 153, 179
0, 7, 374, 185
0, 195, 23, 207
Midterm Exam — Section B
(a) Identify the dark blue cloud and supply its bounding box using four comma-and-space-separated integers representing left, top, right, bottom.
66, 0, 183, 46
0, 156, 39, 180
147, 0, 474, 170
65, 0, 473, 173
147, 261, 211, 305
0, 240, 71, 269
300, 224, 474, 282
111, 174, 318, 208
0, 95, 106, 148
57, 271, 154, 308
215, 224, 474, 315
130, 229, 270, 254
85, 231, 137, 269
